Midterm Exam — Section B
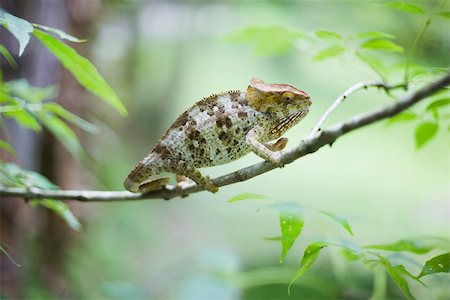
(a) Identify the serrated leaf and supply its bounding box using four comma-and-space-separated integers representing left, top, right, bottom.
418, 253, 450, 278
361, 39, 404, 53
415, 122, 438, 148
227, 193, 267, 203
33, 29, 127, 116
288, 241, 327, 294
315, 30, 341, 40
383, 2, 425, 15
386, 111, 417, 124
379, 256, 415, 300
37, 112, 83, 159
313, 45, 346, 61
319, 210, 353, 235
365, 237, 450, 254
0, 45, 17, 68
4, 110, 41, 131
0, 139, 14, 155
356, 51, 387, 80
32, 23, 86, 43
426, 98, 450, 111
357, 31, 395, 40
0, 9, 33, 56
279, 208, 304, 262
43, 102, 99, 134
31, 199, 81, 231
435, 11, 450, 19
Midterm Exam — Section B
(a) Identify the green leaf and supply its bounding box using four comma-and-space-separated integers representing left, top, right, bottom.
31, 199, 81, 231
383, 2, 425, 15
313, 45, 346, 61
7, 79, 57, 102
37, 112, 83, 159
0, 45, 18, 68
386, 111, 417, 124
340, 248, 361, 261
357, 31, 395, 40
288, 241, 327, 294
418, 253, 450, 278
0, 9, 33, 56
415, 122, 439, 148
263, 236, 282, 241
319, 210, 353, 235
356, 51, 387, 80
365, 237, 450, 254
379, 256, 415, 300
0, 162, 57, 189
32, 29, 127, 116
227, 193, 267, 203
225, 26, 306, 56
4, 110, 41, 131
279, 208, 304, 262
435, 11, 450, 19
32, 23, 86, 43
315, 30, 341, 40
361, 39, 404, 53
0, 139, 15, 155
426, 98, 450, 111
43, 103, 99, 134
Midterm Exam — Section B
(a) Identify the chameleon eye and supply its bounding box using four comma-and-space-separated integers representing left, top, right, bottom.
282, 92, 294, 101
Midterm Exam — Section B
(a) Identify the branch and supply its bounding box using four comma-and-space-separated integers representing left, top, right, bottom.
1, 73, 449, 202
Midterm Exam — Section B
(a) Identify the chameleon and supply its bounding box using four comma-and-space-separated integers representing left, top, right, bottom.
124, 78, 311, 193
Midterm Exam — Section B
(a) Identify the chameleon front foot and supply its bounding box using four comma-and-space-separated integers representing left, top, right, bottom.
139, 177, 170, 193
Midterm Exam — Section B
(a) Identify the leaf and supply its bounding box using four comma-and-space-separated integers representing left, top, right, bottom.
0, 9, 33, 56
37, 112, 83, 159
33, 29, 127, 116
426, 98, 450, 111
315, 30, 341, 40
417, 252, 450, 278
319, 210, 353, 235
340, 248, 361, 261
225, 26, 306, 56
435, 11, 450, 19
43, 102, 99, 134
288, 241, 327, 294
379, 256, 415, 300
0, 162, 58, 189
357, 31, 395, 40
263, 236, 282, 241
386, 111, 417, 124
361, 39, 404, 53
227, 193, 267, 203
313, 45, 346, 61
31, 199, 81, 231
356, 51, 387, 80
0, 45, 18, 68
7, 79, 57, 102
0, 139, 15, 155
279, 208, 304, 262
382, 2, 425, 15
4, 110, 41, 131
365, 237, 450, 254
415, 122, 439, 148
32, 23, 86, 43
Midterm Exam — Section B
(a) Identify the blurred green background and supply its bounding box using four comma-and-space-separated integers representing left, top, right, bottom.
2, 0, 449, 299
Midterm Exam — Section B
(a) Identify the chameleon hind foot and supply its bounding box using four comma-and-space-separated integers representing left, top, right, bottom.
139, 177, 170, 193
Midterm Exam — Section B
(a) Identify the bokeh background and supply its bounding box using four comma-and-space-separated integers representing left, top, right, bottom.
1, 0, 449, 299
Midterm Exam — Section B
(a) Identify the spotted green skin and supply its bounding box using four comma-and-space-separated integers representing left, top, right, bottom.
125, 82, 310, 193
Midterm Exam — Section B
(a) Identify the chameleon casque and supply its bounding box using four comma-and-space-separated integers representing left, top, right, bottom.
124, 78, 311, 193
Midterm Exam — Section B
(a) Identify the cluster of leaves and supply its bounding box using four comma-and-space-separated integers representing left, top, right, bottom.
226, 1, 450, 148
0, 9, 126, 229
229, 193, 450, 299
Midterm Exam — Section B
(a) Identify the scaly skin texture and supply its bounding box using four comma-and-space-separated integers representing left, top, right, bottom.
124, 78, 311, 193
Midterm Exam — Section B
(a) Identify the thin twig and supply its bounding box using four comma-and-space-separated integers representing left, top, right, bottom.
307, 81, 406, 139
1, 73, 449, 202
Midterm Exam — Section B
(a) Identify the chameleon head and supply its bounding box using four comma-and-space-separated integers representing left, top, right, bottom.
246, 78, 311, 115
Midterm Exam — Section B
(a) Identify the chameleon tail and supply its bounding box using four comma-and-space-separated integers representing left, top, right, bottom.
124, 155, 158, 192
